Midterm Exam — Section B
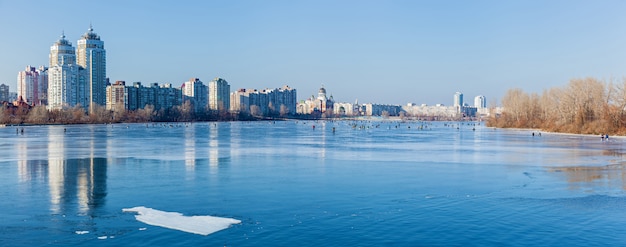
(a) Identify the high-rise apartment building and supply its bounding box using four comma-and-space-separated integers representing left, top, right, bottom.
47, 34, 87, 110
273, 85, 297, 115
208, 77, 230, 112
474, 95, 486, 109
106, 81, 128, 111
453, 92, 463, 108
182, 78, 207, 113
0, 84, 9, 102
453, 92, 463, 113
17, 66, 48, 105
49, 32, 75, 67
76, 25, 106, 112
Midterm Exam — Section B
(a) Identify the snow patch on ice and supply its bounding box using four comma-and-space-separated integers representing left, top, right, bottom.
122, 206, 241, 236
75, 230, 89, 235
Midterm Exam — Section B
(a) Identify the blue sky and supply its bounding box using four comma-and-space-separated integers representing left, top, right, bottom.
1, 0, 625, 105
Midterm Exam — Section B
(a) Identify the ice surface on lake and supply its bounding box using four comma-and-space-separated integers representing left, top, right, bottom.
122, 206, 241, 236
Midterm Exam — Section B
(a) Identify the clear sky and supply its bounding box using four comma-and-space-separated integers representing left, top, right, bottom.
1, 0, 625, 106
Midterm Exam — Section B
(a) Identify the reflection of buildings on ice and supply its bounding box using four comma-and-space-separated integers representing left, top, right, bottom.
41, 127, 107, 214
210, 125, 219, 167
209, 123, 232, 171
185, 125, 197, 169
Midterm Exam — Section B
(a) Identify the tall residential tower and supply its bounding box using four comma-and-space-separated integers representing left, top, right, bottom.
453, 92, 463, 113
474, 95, 486, 109
208, 77, 230, 112
77, 25, 106, 112
182, 78, 207, 113
48, 33, 87, 110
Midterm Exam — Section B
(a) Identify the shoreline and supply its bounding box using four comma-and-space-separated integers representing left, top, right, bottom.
488, 126, 625, 139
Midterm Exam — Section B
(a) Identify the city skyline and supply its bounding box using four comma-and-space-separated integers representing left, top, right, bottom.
1, 1, 625, 105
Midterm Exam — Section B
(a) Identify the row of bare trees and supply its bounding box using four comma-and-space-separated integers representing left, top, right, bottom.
0, 101, 261, 125
487, 77, 626, 134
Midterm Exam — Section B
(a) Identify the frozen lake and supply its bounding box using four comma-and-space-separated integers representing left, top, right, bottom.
1, 121, 626, 246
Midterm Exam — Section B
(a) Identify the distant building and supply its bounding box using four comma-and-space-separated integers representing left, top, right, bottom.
402, 103, 458, 118
230, 85, 297, 116
106, 81, 127, 111
230, 88, 249, 114
17, 66, 48, 106
181, 78, 207, 113
208, 77, 230, 112
462, 106, 478, 118
297, 85, 334, 115
77, 25, 106, 112
49, 32, 75, 67
105, 81, 182, 111
154, 83, 182, 111
333, 102, 359, 117
0, 84, 9, 102
269, 85, 297, 116
127, 82, 157, 111
474, 95, 486, 109
363, 103, 401, 116
9, 92, 17, 102
47, 33, 88, 110
453, 92, 463, 113
48, 64, 87, 110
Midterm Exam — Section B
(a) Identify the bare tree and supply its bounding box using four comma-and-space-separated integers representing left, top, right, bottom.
250, 105, 262, 117
279, 104, 289, 117
381, 110, 390, 119
71, 105, 87, 123
0, 106, 8, 124
26, 105, 50, 124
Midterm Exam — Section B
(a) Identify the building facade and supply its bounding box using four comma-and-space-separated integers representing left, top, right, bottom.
106, 81, 127, 111
363, 103, 401, 116
0, 84, 9, 102
333, 102, 361, 116
181, 78, 207, 113
49, 32, 75, 67
402, 103, 459, 119
76, 25, 106, 112
474, 95, 486, 109
208, 77, 230, 112
106, 81, 182, 112
273, 85, 297, 116
17, 66, 48, 105
230, 85, 297, 117
453, 92, 463, 112
47, 34, 88, 110
297, 86, 334, 115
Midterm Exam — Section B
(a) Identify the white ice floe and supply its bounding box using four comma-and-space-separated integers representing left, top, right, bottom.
75, 230, 89, 235
122, 206, 241, 236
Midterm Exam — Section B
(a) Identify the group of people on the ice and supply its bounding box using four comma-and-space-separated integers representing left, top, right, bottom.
601, 134, 610, 141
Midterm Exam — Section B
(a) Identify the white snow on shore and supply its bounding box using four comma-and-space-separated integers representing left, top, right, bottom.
122, 206, 241, 236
